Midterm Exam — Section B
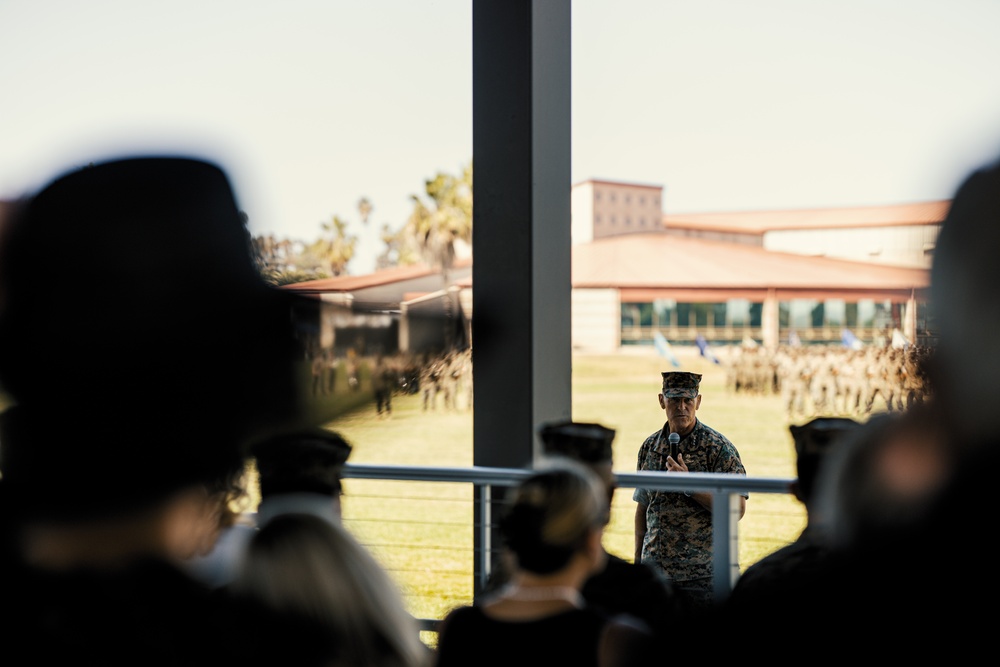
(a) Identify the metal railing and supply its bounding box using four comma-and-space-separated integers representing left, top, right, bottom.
341, 462, 795, 630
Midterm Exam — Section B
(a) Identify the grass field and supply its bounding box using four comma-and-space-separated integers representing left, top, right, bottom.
328, 346, 852, 627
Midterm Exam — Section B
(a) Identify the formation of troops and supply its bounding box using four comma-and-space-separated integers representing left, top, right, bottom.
307, 346, 474, 413
724, 343, 933, 420
307, 339, 930, 422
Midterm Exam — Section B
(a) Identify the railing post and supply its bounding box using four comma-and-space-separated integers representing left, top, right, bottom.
474, 483, 492, 597
712, 491, 742, 603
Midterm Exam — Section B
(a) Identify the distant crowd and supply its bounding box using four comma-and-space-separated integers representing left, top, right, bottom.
724, 344, 932, 420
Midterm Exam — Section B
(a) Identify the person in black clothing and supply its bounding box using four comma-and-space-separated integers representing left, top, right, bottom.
436, 461, 653, 667
697, 156, 1000, 660
725, 416, 859, 606
484, 420, 683, 633
0, 155, 337, 666
538, 420, 685, 631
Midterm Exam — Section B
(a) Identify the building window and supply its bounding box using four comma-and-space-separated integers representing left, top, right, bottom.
653, 299, 677, 328
727, 299, 751, 326
610, 215, 617, 225
825, 299, 846, 327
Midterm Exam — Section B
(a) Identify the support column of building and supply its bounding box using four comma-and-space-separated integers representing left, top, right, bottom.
904, 292, 918, 343
762, 288, 780, 350
471, 0, 572, 594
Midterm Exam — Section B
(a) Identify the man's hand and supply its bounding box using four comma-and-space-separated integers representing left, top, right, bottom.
666, 452, 688, 472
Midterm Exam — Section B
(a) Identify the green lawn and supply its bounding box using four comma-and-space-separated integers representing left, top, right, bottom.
329, 346, 837, 627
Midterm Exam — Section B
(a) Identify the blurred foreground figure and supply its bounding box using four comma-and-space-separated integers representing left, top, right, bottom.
232, 513, 432, 667
0, 156, 333, 665
537, 420, 683, 630
701, 157, 1000, 658
725, 416, 860, 607
485, 421, 683, 632
436, 461, 654, 667
183, 426, 354, 588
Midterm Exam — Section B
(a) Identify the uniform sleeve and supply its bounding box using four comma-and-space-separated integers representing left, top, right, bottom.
633, 437, 652, 504
714, 439, 749, 498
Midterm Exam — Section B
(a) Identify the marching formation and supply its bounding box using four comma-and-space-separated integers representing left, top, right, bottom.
724, 344, 932, 420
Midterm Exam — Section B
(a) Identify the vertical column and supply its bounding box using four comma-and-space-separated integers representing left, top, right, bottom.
904, 292, 918, 343
763, 288, 779, 350
471, 0, 572, 593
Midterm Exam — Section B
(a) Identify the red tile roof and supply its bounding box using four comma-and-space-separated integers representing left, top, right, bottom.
281, 256, 471, 294
664, 200, 950, 234
280, 234, 926, 303
571, 232, 929, 292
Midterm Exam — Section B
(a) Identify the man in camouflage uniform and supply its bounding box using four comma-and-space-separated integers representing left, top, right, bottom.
633, 371, 748, 610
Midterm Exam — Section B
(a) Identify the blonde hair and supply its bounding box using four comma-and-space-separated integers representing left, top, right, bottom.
232, 513, 428, 667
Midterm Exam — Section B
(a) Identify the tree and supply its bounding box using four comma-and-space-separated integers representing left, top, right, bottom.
358, 197, 373, 226
398, 162, 473, 350
317, 214, 358, 277
399, 161, 472, 272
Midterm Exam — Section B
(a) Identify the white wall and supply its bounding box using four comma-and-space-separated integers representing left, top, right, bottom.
571, 288, 620, 352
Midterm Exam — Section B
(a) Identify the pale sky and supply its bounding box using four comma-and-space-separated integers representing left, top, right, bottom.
3, 0, 999, 274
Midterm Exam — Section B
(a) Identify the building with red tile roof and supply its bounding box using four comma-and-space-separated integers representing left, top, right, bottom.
284, 183, 938, 354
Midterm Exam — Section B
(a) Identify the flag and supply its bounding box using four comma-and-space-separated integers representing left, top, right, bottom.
695, 334, 721, 364
653, 330, 681, 367
841, 328, 863, 350
891, 328, 911, 349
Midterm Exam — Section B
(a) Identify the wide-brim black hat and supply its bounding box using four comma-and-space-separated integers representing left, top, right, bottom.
0, 155, 319, 519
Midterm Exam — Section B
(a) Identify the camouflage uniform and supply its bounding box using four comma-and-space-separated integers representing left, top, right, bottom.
633, 419, 747, 607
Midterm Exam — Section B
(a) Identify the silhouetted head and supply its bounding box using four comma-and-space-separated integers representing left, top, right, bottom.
0, 155, 316, 521
499, 460, 606, 575
788, 417, 860, 507
537, 420, 617, 519
929, 157, 1000, 448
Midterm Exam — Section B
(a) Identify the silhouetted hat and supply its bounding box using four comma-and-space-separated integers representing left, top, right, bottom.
538, 420, 615, 464
0, 155, 317, 519
661, 371, 702, 398
789, 417, 860, 456
252, 427, 353, 498
788, 417, 860, 503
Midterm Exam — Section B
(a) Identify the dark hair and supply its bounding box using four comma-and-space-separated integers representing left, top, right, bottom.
498, 461, 604, 575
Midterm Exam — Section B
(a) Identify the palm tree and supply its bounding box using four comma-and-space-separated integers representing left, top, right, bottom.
403, 162, 473, 350
357, 197, 373, 226
318, 214, 357, 277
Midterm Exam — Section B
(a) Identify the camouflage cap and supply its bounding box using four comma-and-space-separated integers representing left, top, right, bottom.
538, 420, 616, 464
661, 371, 702, 398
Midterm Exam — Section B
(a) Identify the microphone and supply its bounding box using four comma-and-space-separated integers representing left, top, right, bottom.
668, 432, 680, 461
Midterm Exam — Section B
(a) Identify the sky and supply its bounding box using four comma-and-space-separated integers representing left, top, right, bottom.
2, 0, 1000, 275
